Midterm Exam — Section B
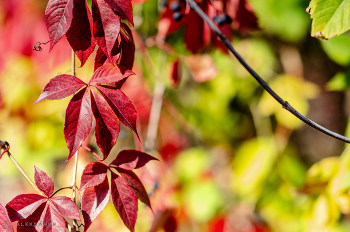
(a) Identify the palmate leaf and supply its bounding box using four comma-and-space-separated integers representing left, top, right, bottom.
90, 63, 134, 85
309, 0, 350, 39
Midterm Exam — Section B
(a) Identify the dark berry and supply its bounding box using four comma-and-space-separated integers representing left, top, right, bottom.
172, 12, 183, 21
212, 15, 220, 23
160, 1, 168, 7
170, 1, 181, 12
223, 14, 232, 24
217, 16, 226, 26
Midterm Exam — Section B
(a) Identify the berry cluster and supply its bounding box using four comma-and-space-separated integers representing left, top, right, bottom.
212, 14, 232, 26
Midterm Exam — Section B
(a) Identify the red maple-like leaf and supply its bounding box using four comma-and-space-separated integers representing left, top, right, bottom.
66, 0, 96, 67
6, 167, 80, 232
0, 201, 14, 232
104, 0, 134, 25
45, 0, 74, 51
34, 75, 86, 104
91, 90, 120, 159
90, 63, 134, 85
81, 178, 109, 232
96, 86, 138, 135
80, 150, 157, 232
34, 166, 54, 197
110, 150, 159, 170
64, 87, 93, 161
92, 0, 121, 60
110, 171, 138, 232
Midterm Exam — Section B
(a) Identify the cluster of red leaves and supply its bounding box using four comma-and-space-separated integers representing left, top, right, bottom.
2, 166, 80, 232
158, 0, 258, 53
35, 0, 138, 161
80, 150, 158, 231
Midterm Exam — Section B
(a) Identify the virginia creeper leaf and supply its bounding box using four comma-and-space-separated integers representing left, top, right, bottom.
96, 86, 138, 135
6, 194, 47, 221
91, 90, 120, 160
81, 178, 109, 232
42, 204, 66, 232
92, 0, 121, 59
119, 25, 135, 70
34, 75, 86, 104
90, 63, 134, 85
104, 0, 134, 25
111, 172, 138, 232
50, 196, 81, 221
115, 167, 152, 209
17, 203, 47, 232
309, 0, 350, 39
0, 201, 13, 232
94, 47, 120, 71
110, 150, 158, 170
34, 166, 54, 197
80, 162, 109, 191
66, 0, 96, 67
45, 0, 74, 51
64, 87, 93, 161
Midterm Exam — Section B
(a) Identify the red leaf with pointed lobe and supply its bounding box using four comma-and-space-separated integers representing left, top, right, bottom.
115, 167, 152, 209
90, 63, 134, 85
34, 75, 86, 104
17, 203, 47, 232
66, 0, 96, 67
94, 47, 121, 71
91, 90, 120, 160
0, 201, 14, 232
111, 172, 138, 232
110, 150, 158, 170
119, 25, 135, 70
45, 0, 74, 51
171, 58, 181, 87
104, 0, 134, 25
6, 194, 47, 221
80, 162, 109, 191
34, 166, 54, 197
92, 0, 121, 59
50, 196, 81, 221
64, 87, 93, 161
81, 178, 109, 232
96, 86, 137, 135
42, 204, 66, 232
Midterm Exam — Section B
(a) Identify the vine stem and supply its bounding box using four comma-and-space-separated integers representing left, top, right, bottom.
70, 50, 79, 231
0, 141, 44, 196
185, 0, 350, 144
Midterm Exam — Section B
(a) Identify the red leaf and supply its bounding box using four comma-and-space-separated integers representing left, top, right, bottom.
66, 0, 96, 67
42, 204, 66, 232
115, 167, 152, 209
64, 87, 93, 161
96, 86, 138, 135
50, 196, 80, 221
0, 201, 13, 232
45, 0, 74, 51
104, 0, 133, 25
34, 166, 54, 197
94, 47, 120, 71
90, 63, 134, 85
34, 75, 86, 104
226, 0, 258, 31
119, 25, 135, 70
91, 90, 120, 159
110, 150, 158, 170
92, 0, 121, 59
6, 194, 47, 221
170, 59, 181, 87
111, 172, 138, 232
81, 178, 109, 232
17, 203, 47, 232
80, 162, 109, 191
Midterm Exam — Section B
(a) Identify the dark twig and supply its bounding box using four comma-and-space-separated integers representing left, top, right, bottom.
185, 0, 350, 144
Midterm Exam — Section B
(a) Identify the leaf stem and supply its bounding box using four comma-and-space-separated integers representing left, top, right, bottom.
50, 186, 73, 198
0, 141, 44, 196
185, 0, 350, 144
81, 145, 108, 166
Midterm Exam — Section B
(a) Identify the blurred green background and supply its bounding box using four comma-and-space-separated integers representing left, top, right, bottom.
1, 0, 350, 231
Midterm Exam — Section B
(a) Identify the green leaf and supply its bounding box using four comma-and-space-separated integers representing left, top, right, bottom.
309, 0, 350, 39
326, 71, 350, 91
321, 34, 350, 65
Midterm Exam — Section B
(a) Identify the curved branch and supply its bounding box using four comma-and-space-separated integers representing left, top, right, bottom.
185, 0, 350, 144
